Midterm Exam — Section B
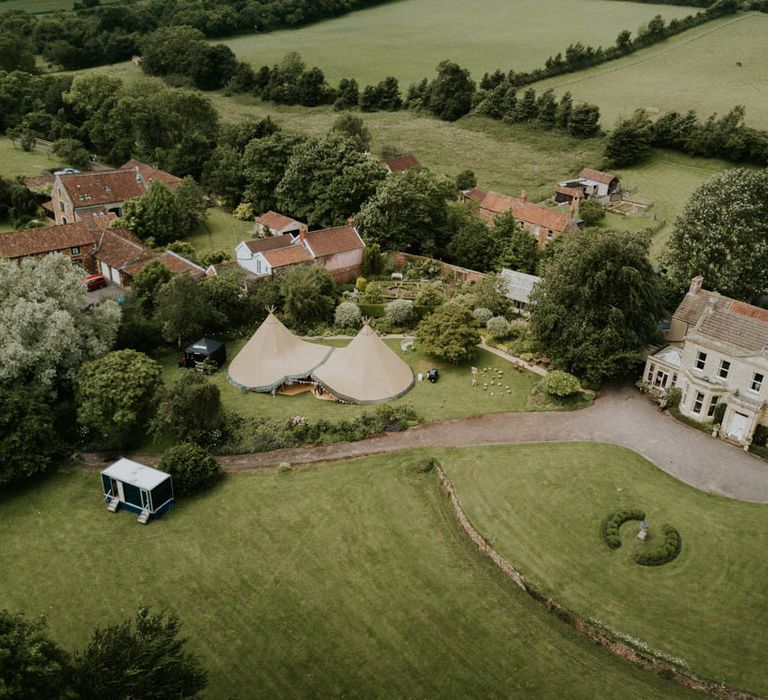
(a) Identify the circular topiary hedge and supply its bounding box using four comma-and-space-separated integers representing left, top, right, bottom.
601, 509, 645, 549
634, 524, 682, 566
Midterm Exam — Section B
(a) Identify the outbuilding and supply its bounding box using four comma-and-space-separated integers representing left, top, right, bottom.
183, 337, 227, 371
101, 458, 175, 524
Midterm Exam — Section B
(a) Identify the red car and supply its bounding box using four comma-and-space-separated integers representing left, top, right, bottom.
84, 274, 107, 291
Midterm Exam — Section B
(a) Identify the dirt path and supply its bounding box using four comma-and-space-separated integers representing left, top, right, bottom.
82, 384, 768, 504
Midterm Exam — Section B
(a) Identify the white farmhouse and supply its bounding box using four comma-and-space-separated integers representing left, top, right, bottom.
644, 276, 768, 446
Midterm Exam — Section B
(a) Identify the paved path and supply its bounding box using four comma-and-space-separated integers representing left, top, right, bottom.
86, 385, 768, 504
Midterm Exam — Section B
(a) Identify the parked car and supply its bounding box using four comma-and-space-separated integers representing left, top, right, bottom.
84, 274, 107, 291
54, 168, 80, 175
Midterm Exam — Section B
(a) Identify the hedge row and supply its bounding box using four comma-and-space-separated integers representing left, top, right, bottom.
601, 509, 646, 549
634, 524, 682, 566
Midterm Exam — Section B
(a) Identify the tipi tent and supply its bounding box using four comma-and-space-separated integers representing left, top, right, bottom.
228, 313, 333, 392
312, 324, 414, 404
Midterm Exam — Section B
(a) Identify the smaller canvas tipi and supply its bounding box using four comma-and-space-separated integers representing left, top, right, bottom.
228, 312, 333, 392
312, 324, 414, 404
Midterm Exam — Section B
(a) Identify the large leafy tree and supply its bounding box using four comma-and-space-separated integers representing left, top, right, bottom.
493, 210, 538, 274
0, 32, 36, 73
276, 134, 385, 227
0, 610, 73, 698
0, 256, 120, 393
665, 168, 768, 303
0, 386, 61, 488
73, 607, 207, 699
427, 60, 476, 122
417, 303, 480, 364
152, 373, 223, 445
120, 181, 189, 246
604, 109, 653, 167
356, 168, 452, 255
130, 258, 172, 313
279, 266, 337, 330
154, 273, 223, 347
157, 443, 221, 497
330, 112, 371, 152
77, 349, 162, 448
446, 205, 504, 272
241, 132, 304, 213
529, 229, 662, 383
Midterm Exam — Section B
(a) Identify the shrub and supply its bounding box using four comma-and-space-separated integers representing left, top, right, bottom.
417, 303, 480, 364
158, 443, 221, 496
486, 315, 512, 338
277, 462, 293, 474
665, 386, 682, 409
753, 424, 768, 447
541, 370, 582, 397
363, 281, 384, 303
386, 299, 414, 325
355, 276, 367, 292
233, 202, 254, 220
415, 283, 445, 309
578, 199, 605, 226
472, 307, 493, 324
634, 524, 682, 566
601, 509, 646, 549
334, 301, 362, 328
714, 401, 727, 425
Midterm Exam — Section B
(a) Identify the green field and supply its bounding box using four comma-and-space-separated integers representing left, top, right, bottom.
532, 13, 768, 129
0, 137, 63, 179
0, 448, 696, 698
157, 338, 549, 427
221, 0, 692, 86
0, 0, 131, 12
445, 443, 768, 695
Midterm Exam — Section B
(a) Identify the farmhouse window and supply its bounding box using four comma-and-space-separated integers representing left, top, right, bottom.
695, 352, 707, 370
71, 246, 80, 255
750, 373, 763, 393
693, 391, 704, 414
718, 360, 731, 379
646, 363, 655, 383
707, 395, 720, 418
59, 201, 65, 213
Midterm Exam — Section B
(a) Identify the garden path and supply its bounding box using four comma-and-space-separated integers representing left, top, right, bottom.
86, 384, 768, 504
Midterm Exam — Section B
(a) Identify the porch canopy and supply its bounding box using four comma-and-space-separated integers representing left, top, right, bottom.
312, 324, 414, 404
227, 312, 333, 392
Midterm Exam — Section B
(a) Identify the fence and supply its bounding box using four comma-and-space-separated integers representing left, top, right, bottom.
392, 251, 485, 284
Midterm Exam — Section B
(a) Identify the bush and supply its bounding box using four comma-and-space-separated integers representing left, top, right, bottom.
415, 283, 445, 309
601, 509, 645, 549
472, 307, 493, 324
486, 315, 512, 339
158, 443, 221, 496
363, 281, 384, 303
233, 202, 254, 220
541, 370, 582, 397
634, 524, 682, 566
355, 276, 367, 292
385, 299, 414, 325
417, 303, 480, 364
578, 199, 605, 226
753, 423, 768, 448
666, 386, 682, 409
334, 301, 362, 328
714, 401, 727, 426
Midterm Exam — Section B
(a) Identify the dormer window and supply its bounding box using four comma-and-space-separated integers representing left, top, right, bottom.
695, 351, 707, 370
718, 360, 730, 379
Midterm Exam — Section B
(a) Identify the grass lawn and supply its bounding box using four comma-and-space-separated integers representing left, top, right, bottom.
0, 137, 63, 179
531, 13, 768, 129
0, 450, 694, 699
187, 206, 254, 256
156, 338, 546, 428
443, 442, 768, 695
220, 0, 692, 86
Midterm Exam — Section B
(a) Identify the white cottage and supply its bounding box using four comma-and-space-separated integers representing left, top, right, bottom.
644, 277, 768, 446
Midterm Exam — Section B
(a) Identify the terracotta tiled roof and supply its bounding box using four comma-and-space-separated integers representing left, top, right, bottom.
383, 154, 421, 173
511, 202, 575, 233
556, 186, 584, 198
59, 170, 145, 208
120, 160, 182, 190
305, 225, 364, 257
463, 188, 524, 217
255, 210, 302, 231
262, 245, 312, 267
0, 221, 99, 259
24, 175, 54, 189
674, 288, 768, 353
95, 228, 154, 273
462, 187, 488, 203
579, 168, 616, 185
157, 250, 206, 278
244, 234, 294, 254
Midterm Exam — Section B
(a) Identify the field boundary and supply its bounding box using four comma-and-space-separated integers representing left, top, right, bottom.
435, 462, 760, 700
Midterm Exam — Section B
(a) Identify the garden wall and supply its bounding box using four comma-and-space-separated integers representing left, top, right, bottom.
393, 252, 485, 284
435, 464, 759, 700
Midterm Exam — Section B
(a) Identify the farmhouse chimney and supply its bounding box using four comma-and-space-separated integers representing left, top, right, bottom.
299, 226, 307, 246
346, 216, 356, 227
689, 276, 704, 295
520, 190, 527, 202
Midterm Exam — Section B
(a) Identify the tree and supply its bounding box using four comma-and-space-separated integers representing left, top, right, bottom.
77, 350, 161, 448
52, 138, 91, 170
578, 199, 605, 227
541, 370, 582, 397
555, 92, 573, 129
469, 272, 511, 315
120, 181, 189, 246
665, 168, 768, 303
426, 60, 476, 122
131, 258, 172, 313
166, 241, 200, 265
356, 168, 452, 255
157, 443, 221, 497
604, 109, 653, 167
455, 169, 476, 191
567, 103, 601, 138
493, 210, 538, 274
73, 607, 207, 699
331, 112, 371, 152
0, 386, 61, 488
280, 266, 337, 329
417, 303, 480, 363
0, 32, 36, 73
529, 230, 662, 383
0, 256, 120, 393
241, 132, 304, 213
276, 134, 385, 228
0, 610, 73, 698
536, 89, 558, 128
415, 283, 445, 309
199, 267, 258, 334
155, 273, 222, 347
175, 176, 208, 226
334, 78, 359, 111
446, 207, 503, 272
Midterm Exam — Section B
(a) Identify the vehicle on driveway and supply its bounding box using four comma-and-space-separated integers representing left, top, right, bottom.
84, 274, 107, 291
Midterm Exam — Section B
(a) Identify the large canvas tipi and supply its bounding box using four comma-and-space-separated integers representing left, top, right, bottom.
228, 313, 333, 392
312, 324, 414, 404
